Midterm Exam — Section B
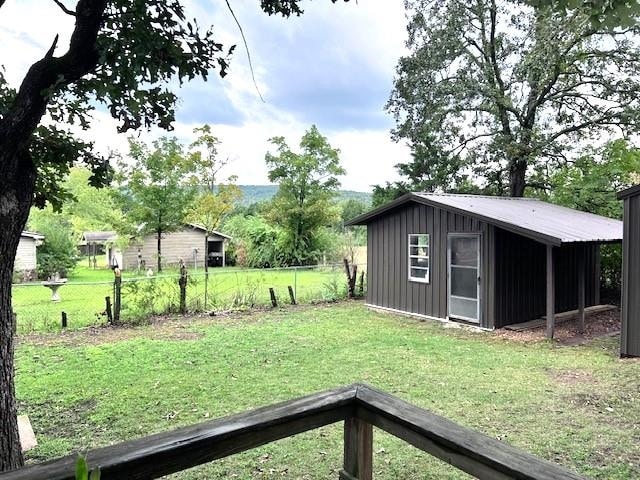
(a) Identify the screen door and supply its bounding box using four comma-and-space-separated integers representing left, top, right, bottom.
448, 234, 480, 323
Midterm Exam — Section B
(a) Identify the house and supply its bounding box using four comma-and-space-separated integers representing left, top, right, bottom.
15, 231, 45, 281
618, 184, 640, 357
105, 224, 230, 270
346, 193, 623, 337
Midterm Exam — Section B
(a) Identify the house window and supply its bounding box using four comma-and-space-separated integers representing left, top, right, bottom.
408, 234, 430, 283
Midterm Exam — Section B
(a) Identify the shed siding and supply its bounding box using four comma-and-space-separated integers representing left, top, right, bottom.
15, 237, 37, 271
494, 228, 598, 328
621, 194, 640, 356
366, 203, 495, 328
121, 228, 219, 270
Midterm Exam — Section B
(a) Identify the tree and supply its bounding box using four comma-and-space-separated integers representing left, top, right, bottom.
530, 0, 640, 27
60, 167, 124, 235
186, 125, 242, 259
265, 125, 345, 265
387, 0, 640, 197
117, 137, 197, 273
0, 1, 343, 468
27, 209, 78, 279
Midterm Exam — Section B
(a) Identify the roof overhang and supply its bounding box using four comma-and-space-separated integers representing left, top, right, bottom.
617, 184, 640, 200
346, 193, 621, 247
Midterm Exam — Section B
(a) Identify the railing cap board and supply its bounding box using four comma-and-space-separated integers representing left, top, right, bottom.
1, 383, 586, 480
1, 385, 358, 480
354, 384, 585, 480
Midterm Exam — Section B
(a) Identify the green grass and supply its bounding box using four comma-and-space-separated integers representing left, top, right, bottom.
15, 302, 640, 479
12, 263, 352, 333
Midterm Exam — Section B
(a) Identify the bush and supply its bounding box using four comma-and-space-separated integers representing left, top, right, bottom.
29, 210, 78, 279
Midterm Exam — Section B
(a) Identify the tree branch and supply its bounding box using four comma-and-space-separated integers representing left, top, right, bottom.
225, 0, 264, 102
52, 0, 76, 16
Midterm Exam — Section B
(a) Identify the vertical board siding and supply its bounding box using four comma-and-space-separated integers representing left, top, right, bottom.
365, 203, 494, 328
494, 228, 598, 328
622, 195, 640, 356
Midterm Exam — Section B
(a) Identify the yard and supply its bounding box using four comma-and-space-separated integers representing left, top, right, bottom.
15, 302, 640, 479
11, 263, 354, 333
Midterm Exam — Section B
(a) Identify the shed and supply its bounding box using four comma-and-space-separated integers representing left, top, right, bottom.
106, 225, 231, 271
79, 231, 117, 258
618, 184, 640, 357
15, 231, 45, 280
347, 193, 623, 337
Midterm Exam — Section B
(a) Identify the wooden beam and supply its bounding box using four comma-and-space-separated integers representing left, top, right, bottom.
578, 249, 586, 333
340, 417, 372, 480
546, 245, 555, 339
355, 385, 585, 480
2, 386, 358, 480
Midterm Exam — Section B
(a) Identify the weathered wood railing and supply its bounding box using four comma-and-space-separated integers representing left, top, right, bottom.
1, 384, 585, 480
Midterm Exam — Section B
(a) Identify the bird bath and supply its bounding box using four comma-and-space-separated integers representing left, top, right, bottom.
41, 278, 68, 302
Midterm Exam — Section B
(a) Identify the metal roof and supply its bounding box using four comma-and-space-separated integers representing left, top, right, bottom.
21, 231, 44, 240
618, 184, 640, 200
81, 231, 117, 243
346, 193, 623, 246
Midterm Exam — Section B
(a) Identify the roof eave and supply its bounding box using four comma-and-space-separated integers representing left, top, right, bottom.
617, 184, 640, 200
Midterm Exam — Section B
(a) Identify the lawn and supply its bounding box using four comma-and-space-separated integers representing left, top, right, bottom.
12, 263, 353, 333
15, 302, 640, 479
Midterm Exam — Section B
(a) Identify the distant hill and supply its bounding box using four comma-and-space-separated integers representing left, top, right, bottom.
237, 185, 372, 206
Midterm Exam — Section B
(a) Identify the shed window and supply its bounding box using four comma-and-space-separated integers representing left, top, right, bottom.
408, 234, 430, 283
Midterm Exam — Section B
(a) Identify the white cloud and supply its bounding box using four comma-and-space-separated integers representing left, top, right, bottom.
0, 0, 409, 192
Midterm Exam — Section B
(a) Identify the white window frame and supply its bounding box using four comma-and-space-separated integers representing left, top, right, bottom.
408, 233, 430, 283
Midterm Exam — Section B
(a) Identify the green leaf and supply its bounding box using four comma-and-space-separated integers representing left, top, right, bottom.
89, 467, 101, 480
75, 455, 89, 480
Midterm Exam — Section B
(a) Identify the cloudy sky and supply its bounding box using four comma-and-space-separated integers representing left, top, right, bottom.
0, 0, 411, 192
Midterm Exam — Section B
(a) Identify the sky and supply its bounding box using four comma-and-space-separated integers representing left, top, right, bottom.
0, 0, 411, 192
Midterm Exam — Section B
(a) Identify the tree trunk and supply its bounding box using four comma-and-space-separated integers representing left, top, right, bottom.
157, 229, 162, 273
0, 151, 35, 471
508, 159, 527, 197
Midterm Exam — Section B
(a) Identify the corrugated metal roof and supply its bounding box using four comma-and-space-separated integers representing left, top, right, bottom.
347, 193, 623, 246
82, 231, 117, 243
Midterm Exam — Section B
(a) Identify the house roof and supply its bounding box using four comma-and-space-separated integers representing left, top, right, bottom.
617, 184, 640, 200
21, 231, 44, 240
187, 224, 232, 240
81, 231, 117, 243
346, 193, 623, 246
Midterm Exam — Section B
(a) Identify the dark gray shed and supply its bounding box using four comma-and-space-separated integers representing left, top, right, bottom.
618, 184, 640, 357
347, 193, 623, 337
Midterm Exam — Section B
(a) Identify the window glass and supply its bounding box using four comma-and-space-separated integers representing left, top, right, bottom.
408, 234, 430, 282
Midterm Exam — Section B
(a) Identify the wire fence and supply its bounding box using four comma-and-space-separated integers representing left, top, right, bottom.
12, 264, 367, 334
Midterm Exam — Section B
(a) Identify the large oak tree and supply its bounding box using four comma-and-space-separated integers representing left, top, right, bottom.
387, 0, 640, 197
0, 0, 342, 470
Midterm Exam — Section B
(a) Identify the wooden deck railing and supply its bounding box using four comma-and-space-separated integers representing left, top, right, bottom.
1, 384, 585, 480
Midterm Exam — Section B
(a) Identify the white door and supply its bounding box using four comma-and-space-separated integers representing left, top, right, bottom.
448, 234, 480, 323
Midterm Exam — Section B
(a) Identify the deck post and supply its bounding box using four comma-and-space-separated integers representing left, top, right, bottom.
578, 248, 586, 333
339, 417, 372, 480
546, 245, 555, 339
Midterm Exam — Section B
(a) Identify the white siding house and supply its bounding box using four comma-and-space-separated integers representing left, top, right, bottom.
105, 225, 230, 271
15, 231, 44, 280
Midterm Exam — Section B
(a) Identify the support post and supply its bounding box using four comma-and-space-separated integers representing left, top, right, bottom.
113, 267, 122, 324
179, 260, 188, 314
269, 288, 278, 308
288, 285, 296, 305
546, 245, 555, 339
61, 312, 67, 329
339, 417, 372, 480
578, 249, 586, 334
105, 296, 113, 324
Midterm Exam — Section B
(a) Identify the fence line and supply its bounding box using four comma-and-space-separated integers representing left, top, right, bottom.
11, 263, 367, 334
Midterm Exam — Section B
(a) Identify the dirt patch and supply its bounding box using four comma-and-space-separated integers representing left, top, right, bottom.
549, 369, 598, 386
18, 321, 205, 347
19, 398, 97, 440
494, 308, 621, 345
